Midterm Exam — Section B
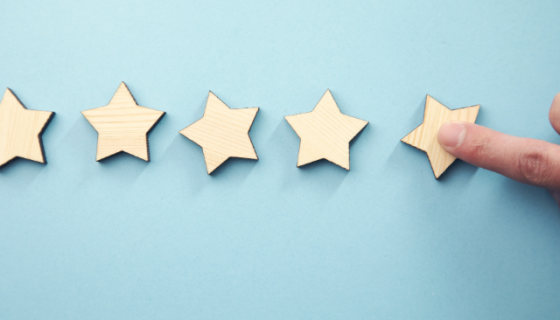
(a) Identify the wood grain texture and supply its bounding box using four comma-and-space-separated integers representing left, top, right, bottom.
180, 91, 259, 174
82, 82, 165, 161
285, 89, 368, 170
401, 95, 480, 179
0, 88, 54, 167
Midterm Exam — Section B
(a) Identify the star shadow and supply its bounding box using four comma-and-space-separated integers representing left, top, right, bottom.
56, 116, 98, 189
60, 115, 150, 187
437, 160, 478, 184
382, 98, 429, 180
158, 95, 212, 194
185, 93, 209, 126
0, 158, 46, 190
161, 134, 210, 194
208, 157, 258, 180
96, 152, 149, 185
498, 177, 560, 213
384, 142, 431, 186
405, 99, 428, 133
348, 123, 369, 152
385, 131, 478, 185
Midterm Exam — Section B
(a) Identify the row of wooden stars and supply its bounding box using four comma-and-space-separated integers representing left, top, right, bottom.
0, 82, 480, 178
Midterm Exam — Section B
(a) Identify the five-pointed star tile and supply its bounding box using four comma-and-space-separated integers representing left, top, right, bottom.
82, 82, 165, 161
401, 95, 480, 179
0, 88, 54, 167
284, 90, 368, 170
180, 92, 259, 174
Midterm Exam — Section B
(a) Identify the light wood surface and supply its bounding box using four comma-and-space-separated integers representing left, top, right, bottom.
401, 95, 480, 179
285, 90, 368, 170
180, 91, 259, 174
0, 88, 54, 167
82, 82, 165, 161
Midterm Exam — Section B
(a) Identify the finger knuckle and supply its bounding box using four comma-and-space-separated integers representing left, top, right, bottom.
467, 131, 493, 160
517, 144, 552, 186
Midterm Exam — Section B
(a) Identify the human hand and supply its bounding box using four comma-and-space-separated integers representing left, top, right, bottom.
437, 93, 560, 204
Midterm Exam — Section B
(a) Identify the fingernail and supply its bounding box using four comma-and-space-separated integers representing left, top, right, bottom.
438, 122, 466, 148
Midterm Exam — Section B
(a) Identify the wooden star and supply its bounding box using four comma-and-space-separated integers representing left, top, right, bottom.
180, 92, 259, 174
401, 95, 480, 179
285, 90, 368, 170
82, 82, 165, 161
0, 88, 54, 167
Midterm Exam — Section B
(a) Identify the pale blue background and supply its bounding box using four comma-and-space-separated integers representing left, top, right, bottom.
0, 0, 559, 319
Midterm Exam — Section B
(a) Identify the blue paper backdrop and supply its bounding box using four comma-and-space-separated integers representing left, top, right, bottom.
1, 0, 559, 319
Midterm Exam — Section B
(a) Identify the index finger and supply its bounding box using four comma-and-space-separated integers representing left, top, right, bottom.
438, 122, 560, 190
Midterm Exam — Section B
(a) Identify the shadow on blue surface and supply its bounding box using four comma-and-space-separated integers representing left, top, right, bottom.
349, 122, 369, 150
97, 152, 149, 183
499, 177, 559, 213
383, 140, 479, 200
161, 134, 210, 194
209, 157, 258, 179
403, 98, 428, 135
0, 158, 46, 189
161, 133, 260, 194
438, 160, 478, 184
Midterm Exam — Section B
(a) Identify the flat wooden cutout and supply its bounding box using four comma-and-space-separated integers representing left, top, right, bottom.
180, 91, 259, 174
401, 95, 480, 179
0, 88, 54, 167
82, 82, 165, 161
285, 89, 368, 170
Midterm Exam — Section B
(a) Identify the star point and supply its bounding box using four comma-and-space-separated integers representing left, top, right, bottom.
0, 88, 54, 167
180, 92, 259, 174
285, 90, 368, 170
82, 82, 165, 162
401, 95, 480, 179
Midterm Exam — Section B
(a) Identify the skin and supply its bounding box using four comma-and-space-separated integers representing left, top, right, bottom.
437, 93, 560, 204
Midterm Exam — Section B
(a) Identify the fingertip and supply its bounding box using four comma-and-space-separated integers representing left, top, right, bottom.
554, 93, 560, 112
548, 93, 560, 134
438, 121, 466, 149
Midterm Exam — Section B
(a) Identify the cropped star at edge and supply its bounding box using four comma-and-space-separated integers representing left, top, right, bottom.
401, 95, 480, 179
82, 82, 165, 161
285, 90, 368, 170
0, 88, 54, 167
180, 91, 259, 174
